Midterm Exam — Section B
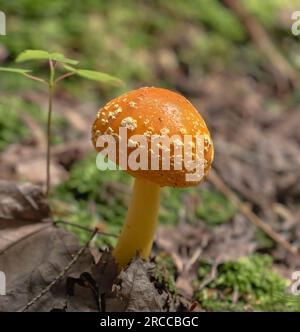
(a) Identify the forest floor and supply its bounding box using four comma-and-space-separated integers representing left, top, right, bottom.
0, 0, 300, 312
1, 68, 300, 311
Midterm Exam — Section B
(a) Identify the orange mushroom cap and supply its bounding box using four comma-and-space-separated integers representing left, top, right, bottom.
91, 87, 213, 187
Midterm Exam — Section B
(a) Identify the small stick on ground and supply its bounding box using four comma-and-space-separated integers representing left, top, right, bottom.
197, 261, 219, 292
208, 170, 299, 257
53, 219, 118, 238
19, 228, 98, 312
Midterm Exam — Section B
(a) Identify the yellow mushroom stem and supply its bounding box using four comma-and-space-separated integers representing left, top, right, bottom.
112, 177, 161, 267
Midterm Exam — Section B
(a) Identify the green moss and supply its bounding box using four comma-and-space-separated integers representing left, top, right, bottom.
0, 100, 28, 151
159, 187, 187, 225
56, 153, 131, 200
154, 253, 177, 295
274, 293, 300, 312
196, 254, 288, 311
196, 190, 237, 226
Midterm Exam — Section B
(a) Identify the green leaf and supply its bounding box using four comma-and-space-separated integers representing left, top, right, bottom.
50, 53, 79, 65
63, 65, 123, 86
0, 67, 32, 74
63, 64, 77, 72
16, 50, 50, 62
16, 50, 79, 65
76, 69, 122, 85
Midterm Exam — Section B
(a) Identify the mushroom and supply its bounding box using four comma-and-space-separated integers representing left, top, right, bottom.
91, 87, 213, 267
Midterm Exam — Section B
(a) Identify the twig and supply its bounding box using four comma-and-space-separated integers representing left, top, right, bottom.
45, 61, 55, 197
19, 228, 98, 312
208, 170, 299, 256
23, 73, 47, 85
185, 248, 202, 272
197, 261, 219, 292
53, 219, 118, 238
232, 285, 239, 304
55, 72, 76, 83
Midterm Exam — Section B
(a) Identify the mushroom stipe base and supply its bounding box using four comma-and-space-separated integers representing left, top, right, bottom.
112, 177, 161, 267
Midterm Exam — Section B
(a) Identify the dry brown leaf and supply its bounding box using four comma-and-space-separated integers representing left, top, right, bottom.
0, 225, 95, 312
116, 258, 168, 312
0, 180, 50, 221
0, 180, 177, 312
16, 158, 67, 187
91, 251, 118, 294
0, 220, 49, 254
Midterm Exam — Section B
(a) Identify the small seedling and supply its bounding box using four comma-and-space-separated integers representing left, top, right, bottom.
0, 49, 122, 196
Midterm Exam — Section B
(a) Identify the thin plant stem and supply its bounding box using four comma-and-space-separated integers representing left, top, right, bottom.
55, 71, 76, 83
53, 219, 118, 237
45, 83, 54, 196
45, 59, 56, 197
23, 73, 47, 85
45, 60, 75, 196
